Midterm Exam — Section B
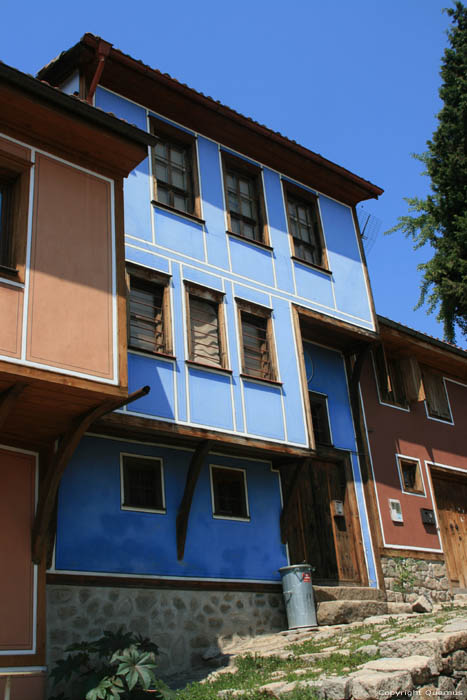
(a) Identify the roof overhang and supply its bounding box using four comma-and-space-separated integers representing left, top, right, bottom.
0, 61, 157, 179
38, 34, 384, 206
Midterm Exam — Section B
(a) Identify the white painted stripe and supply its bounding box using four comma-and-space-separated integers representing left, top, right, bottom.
47, 567, 280, 585
20, 149, 36, 362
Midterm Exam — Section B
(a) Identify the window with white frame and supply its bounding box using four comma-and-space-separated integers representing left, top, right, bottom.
121, 454, 165, 512
210, 465, 249, 520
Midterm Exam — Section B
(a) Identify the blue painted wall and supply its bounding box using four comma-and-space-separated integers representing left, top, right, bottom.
55, 436, 287, 581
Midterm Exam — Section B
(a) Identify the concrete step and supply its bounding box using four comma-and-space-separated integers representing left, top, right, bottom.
387, 602, 413, 615
316, 600, 389, 625
313, 586, 386, 603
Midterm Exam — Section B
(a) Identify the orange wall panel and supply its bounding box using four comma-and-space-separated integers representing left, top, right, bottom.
27, 154, 114, 380
0, 449, 36, 651
0, 283, 23, 357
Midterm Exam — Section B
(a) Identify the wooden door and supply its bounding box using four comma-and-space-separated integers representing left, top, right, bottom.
432, 472, 467, 589
283, 459, 361, 583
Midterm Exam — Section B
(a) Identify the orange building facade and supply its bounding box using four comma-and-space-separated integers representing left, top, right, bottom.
359, 317, 467, 598
0, 62, 153, 698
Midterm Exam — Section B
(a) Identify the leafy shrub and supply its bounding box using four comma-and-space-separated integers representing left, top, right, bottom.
49, 627, 174, 700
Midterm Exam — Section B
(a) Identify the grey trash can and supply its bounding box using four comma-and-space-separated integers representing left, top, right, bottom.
279, 564, 317, 629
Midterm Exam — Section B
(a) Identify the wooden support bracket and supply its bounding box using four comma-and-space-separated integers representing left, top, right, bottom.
0, 381, 27, 429
279, 457, 311, 544
176, 440, 213, 561
31, 385, 150, 564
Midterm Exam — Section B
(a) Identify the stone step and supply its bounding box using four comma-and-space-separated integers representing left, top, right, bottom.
453, 593, 467, 604
313, 586, 387, 603
316, 600, 389, 625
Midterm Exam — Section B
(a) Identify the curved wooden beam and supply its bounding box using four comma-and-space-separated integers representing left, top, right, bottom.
31, 385, 150, 564
176, 440, 212, 561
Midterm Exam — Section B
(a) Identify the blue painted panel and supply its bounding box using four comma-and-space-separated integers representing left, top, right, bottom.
125, 245, 170, 274
271, 299, 307, 445
243, 381, 285, 440
303, 342, 353, 450
56, 437, 287, 581
197, 137, 230, 270
188, 367, 233, 430
61, 71, 79, 95
127, 353, 175, 419
294, 260, 334, 309
233, 284, 270, 309
96, 87, 147, 130
95, 88, 152, 242
319, 197, 372, 322
154, 207, 205, 261
171, 264, 187, 422
223, 281, 244, 432
262, 169, 294, 294
229, 237, 275, 287
182, 265, 223, 292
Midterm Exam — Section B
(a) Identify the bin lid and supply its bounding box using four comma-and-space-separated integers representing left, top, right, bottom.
278, 564, 312, 573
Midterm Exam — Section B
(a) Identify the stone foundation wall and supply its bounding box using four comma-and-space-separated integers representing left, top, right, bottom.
381, 556, 452, 603
46, 584, 286, 678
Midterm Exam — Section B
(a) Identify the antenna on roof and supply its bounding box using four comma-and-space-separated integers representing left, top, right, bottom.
357, 206, 381, 257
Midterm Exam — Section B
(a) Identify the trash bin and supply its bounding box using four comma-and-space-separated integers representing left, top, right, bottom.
279, 564, 317, 629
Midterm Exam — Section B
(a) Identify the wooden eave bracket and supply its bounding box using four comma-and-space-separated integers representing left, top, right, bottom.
176, 440, 213, 561
0, 381, 27, 429
31, 385, 149, 565
86, 39, 113, 104
280, 457, 312, 544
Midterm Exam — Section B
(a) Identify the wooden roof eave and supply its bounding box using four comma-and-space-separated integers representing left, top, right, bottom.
37, 35, 383, 207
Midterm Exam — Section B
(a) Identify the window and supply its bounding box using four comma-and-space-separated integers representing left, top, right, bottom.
237, 300, 276, 381
121, 455, 165, 512
185, 283, 228, 369
127, 264, 172, 356
222, 154, 268, 244
0, 181, 13, 268
422, 367, 451, 421
0, 145, 31, 280
284, 183, 327, 269
151, 119, 201, 218
397, 456, 425, 496
373, 344, 408, 408
308, 392, 332, 446
210, 465, 249, 520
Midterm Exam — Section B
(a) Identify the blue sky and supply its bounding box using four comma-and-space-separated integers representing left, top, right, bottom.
2, 0, 461, 345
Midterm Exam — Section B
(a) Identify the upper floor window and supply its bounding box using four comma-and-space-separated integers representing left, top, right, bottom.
222, 153, 269, 245
127, 264, 172, 356
0, 181, 13, 269
422, 367, 451, 421
308, 391, 332, 446
373, 344, 408, 409
185, 283, 228, 369
237, 300, 277, 381
151, 119, 201, 219
283, 183, 327, 269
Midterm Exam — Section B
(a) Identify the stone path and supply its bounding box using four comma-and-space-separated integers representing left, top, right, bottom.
174, 597, 467, 698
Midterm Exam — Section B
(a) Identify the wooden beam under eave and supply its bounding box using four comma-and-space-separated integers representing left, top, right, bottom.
31, 385, 150, 564
176, 440, 212, 561
0, 381, 27, 429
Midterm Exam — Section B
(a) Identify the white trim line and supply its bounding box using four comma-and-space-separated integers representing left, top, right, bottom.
46, 567, 280, 584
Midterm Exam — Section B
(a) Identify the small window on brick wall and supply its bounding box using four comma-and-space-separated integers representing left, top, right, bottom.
422, 367, 452, 421
210, 465, 249, 520
397, 456, 425, 496
121, 455, 165, 512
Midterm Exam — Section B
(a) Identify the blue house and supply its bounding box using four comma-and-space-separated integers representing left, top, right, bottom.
39, 34, 384, 672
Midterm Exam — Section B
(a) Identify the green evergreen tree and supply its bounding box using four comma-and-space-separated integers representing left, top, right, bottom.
388, 2, 467, 343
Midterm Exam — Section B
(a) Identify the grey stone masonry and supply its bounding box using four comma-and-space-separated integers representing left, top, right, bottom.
381, 556, 453, 603
46, 584, 286, 677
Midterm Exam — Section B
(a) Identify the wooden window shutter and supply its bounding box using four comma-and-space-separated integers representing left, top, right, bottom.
423, 369, 451, 420
373, 344, 390, 401
400, 357, 425, 403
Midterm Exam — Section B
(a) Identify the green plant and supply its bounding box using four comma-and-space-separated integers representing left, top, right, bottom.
49, 627, 173, 700
392, 557, 416, 601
